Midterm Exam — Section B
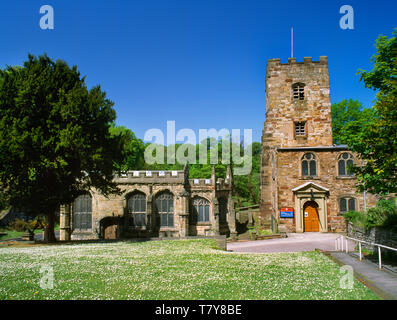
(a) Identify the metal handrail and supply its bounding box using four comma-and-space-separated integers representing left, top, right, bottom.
339, 235, 397, 270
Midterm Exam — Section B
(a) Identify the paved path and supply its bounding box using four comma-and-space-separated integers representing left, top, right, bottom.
227, 232, 356, 253
330, 252, 397, 300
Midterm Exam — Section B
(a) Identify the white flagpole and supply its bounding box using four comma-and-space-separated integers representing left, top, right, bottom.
291, 27, 294, 58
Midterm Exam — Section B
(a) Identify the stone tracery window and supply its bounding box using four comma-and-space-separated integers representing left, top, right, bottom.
156, 191, 174, 227
73, 193, 92, 230
127, 192, 146, 227
302, 153, 317, 177
191, 197, 210, 223
338, 153, 354, 176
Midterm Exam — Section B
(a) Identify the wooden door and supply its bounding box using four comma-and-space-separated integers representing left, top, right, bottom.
304, 202, 319, 232
104, 224, 118, 240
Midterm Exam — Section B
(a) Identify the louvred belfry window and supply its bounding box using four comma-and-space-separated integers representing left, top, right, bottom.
293, 83, 305, 100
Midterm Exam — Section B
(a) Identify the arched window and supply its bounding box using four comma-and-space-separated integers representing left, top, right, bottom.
292, 83, 305, 100
73, 193, 92, 230
338, 153, 354, 176
339, 197, 356, 213
191, 197, 210, 223
302, 153, 317, 177
156, 192, 174, 227
127, 192, 146, 227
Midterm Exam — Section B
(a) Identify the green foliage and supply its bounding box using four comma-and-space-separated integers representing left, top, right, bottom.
345, 198, 397, 231
0, 54, 125, 240
143, 137, 261, 207
331, 99, 376, 145
349, 28, 397, 195
343, 210, 367, 229
109, 124, 145, 171
9, 217, 45, 234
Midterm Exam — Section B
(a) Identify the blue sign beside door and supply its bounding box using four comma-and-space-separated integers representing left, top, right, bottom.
280, 207, 294, 218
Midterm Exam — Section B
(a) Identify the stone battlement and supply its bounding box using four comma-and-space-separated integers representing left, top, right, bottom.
267, 56, 328, 66
114, 170, 185, 183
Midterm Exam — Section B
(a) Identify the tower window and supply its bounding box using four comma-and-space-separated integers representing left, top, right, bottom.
293, 83, 305, 100
295, 121, 306, 136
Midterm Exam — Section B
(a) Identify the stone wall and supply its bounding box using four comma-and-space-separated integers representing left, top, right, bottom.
60, 166, 237, 241
347, 222, 397, 251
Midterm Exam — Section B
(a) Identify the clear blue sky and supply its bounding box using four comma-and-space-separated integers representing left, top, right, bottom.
1, 0, 396, 142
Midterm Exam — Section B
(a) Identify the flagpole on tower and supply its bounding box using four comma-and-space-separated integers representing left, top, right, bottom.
291, 27, 294, 58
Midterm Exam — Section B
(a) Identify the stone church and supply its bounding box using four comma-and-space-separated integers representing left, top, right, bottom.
59, 55, 377, 241
260, 56, 377, 233
59, 166, 237, 240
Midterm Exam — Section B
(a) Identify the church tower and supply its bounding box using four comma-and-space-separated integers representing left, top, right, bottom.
260, 56, 333, 225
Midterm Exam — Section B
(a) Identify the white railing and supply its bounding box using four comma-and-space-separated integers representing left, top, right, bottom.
335, 235, 348, 253
335, 235, 397, 270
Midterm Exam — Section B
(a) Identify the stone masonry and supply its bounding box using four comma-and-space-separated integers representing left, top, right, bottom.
260, 57, 377, 233
59, 165, 236, 241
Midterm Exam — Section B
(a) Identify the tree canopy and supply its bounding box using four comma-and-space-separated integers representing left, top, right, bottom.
0, 54, 125, 241
343, 28, 397, 195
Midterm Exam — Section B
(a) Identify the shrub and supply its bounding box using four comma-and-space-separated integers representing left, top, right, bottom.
9, 217, 46, 234
344, 199, 397, 232
343, 210, 366, 229
367, 199, 397, 230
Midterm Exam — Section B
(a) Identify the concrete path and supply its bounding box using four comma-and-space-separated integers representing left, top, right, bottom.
227, 232, 356, 253
329, 252, 397, 300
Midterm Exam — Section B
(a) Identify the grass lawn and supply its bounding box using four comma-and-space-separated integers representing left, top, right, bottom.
0, 239, 379, 300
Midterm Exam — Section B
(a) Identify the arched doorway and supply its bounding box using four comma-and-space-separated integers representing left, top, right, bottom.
303, 201, 320, 232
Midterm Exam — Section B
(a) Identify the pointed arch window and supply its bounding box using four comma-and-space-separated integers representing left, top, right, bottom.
156, 192, 174, 227
73, 193, 92, 230
127, 192, 147, 227
302, 153, 317, 177
338, 153, 354, 176
191, 197, 210, 223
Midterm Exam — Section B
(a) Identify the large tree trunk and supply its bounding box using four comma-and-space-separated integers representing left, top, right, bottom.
44, 211, 57, 243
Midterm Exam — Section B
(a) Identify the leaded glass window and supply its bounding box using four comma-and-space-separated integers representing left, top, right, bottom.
73, 194, 92, 230
338, 153, 354, 176
302, 153, 317, 177
156, 192, 174, 227
191, 197, 210, 223
340, 197, 356, 213
127, 193, 146, 227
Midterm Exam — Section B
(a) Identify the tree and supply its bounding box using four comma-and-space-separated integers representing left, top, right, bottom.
331, 99, 375, 145
0, 54, 125, 242
109, 124, 145, 171
347, 28, 397, 194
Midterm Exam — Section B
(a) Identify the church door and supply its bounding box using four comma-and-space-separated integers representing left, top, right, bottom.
303, 201, 320, 232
